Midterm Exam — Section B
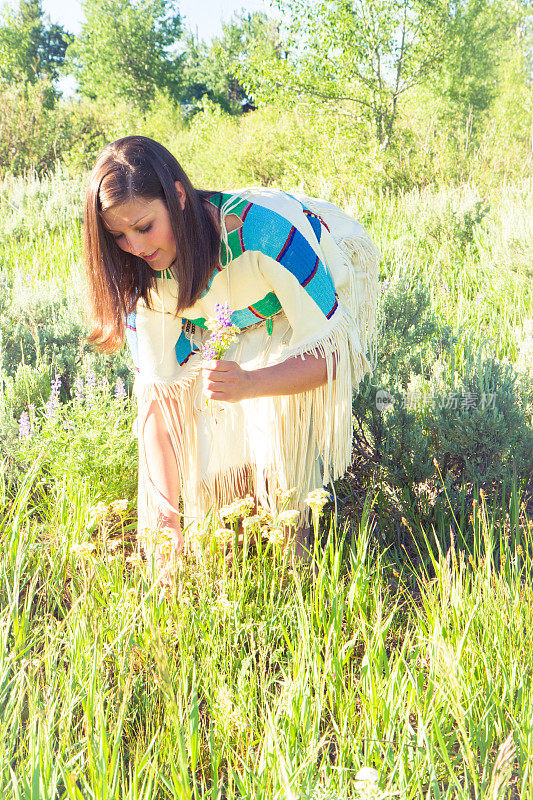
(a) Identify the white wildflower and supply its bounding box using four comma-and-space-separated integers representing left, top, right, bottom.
276, 509, 300, 527
70, 542, 96, 560
305, 488, 331, 514
354, 766, 380, 789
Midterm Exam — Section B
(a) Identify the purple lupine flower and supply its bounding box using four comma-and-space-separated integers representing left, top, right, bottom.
202, 303, 239, 361
99, 376, 109, 393
114, 377, 126, 399
18, 410, 31, 439
44, 374, 61, 420
74, 375, 85, 403
214, 302, 232, 327
85, 369, 97, 408
202, 337, 218, 361
85, 369, 96, 390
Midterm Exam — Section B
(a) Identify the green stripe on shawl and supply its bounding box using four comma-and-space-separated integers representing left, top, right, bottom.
251, 292, 282, 318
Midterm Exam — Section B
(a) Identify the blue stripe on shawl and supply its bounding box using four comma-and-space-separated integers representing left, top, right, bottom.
231, 307, 263, 328
175, 326, 199, 366
241, 204, 337, 318
125, 311, 139, 371
303, 211, 323, 242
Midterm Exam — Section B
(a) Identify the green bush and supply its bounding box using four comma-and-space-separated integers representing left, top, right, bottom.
0, 79, 69, 176
352, 273, 533, 504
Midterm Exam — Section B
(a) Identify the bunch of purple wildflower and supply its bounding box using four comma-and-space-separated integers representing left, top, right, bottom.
202, 302, 239, 361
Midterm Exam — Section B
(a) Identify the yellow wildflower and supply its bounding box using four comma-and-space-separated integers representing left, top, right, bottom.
216, 684, 233, 715
219, 495, 255, 523
354, 766, 379, 788
109, 499, 128, 516
123, 587, 137, 614
126, 552, 144, 568
70, 542, 96, 560
257, 506, 273, 525
242, 514, 261, 531
305, 489, 330, 514
152, 528, 175, 557
276, 487, 296, 506
86, 501, 109, 528
214, 527, 234, 545
215, 592, 234, 613
235, 495, 255, 517
276, 509, 300, 527
106, 538, 122, 551
219, 503, 240, 523
137, 528, 156, 550
267, 528, 284, 546
214, 683, 243, 732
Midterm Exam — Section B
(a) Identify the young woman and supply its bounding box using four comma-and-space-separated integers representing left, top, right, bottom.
84, 135, 379, 585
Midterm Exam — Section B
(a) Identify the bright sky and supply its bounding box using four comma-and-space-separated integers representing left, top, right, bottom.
38, 0, 271, 40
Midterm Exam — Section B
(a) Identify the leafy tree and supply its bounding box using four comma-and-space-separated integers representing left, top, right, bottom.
211, 11, 281, 109
242, 0, 457, 147
0, 0, 70, 84
431, 0, 531, 121
180, 12, 279, 113
67, 0, 183, 111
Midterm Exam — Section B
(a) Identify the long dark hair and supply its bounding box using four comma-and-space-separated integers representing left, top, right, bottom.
84, 135, 220, 351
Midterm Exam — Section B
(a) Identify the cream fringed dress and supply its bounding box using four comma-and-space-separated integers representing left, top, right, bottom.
125, 188, 380, 540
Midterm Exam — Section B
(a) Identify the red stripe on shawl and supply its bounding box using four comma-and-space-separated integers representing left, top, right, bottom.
277, 226, 296, 261
238, 203, 253, 252
302, 256, 319, 288
247, 305, 267, 320
241, 202, 253, 222
326, 297, 338, 320
303, 208, 331, 233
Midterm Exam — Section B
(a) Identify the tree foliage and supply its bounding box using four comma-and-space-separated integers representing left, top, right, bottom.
180, 12, 279, 113
67, 0, 183, 111
242, 0, 456, 145
0, 0, 70, 84
240, 0, 532, 148
432, 0, 531, 121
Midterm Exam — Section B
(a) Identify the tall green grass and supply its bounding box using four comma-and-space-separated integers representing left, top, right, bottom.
1, 465, 532, 797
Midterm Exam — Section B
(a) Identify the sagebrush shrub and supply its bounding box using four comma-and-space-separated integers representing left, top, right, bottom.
352, 274, 533, 496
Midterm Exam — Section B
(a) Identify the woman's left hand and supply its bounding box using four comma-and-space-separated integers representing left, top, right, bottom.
202, 359, 254, 403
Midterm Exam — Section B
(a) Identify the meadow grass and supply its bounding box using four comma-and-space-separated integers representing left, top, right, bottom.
0, 169, 532, 797
1, 462, 532, 798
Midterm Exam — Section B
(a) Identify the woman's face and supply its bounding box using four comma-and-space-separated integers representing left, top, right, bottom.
101, 189, 183, 271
